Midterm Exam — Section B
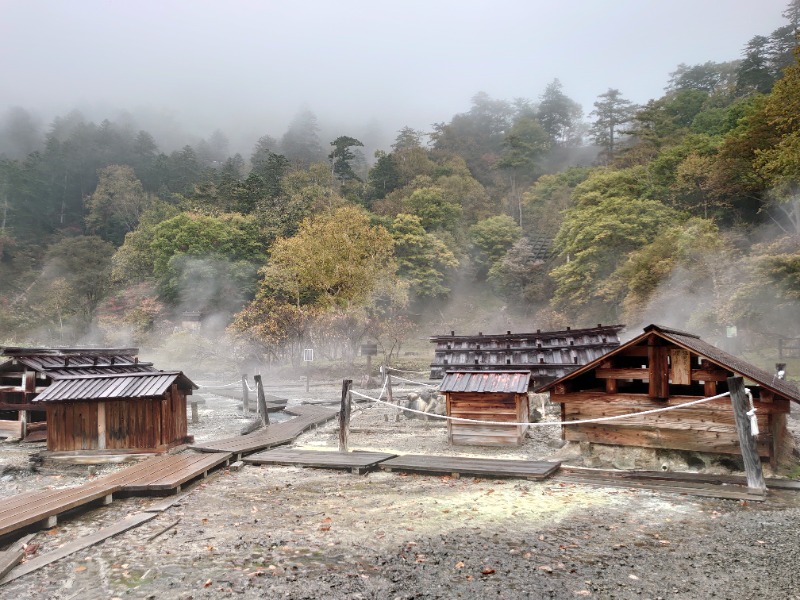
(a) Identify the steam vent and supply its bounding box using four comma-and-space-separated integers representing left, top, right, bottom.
429, 324, 624, 388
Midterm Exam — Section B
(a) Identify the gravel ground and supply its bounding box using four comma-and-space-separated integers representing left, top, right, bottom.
1, 378, 800, 599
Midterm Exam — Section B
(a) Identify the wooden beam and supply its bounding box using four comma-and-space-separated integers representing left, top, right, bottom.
727, 376, 766, 494
670, 349, 691, 385
596, 368, 649, 380
648, 342, 669, 399
0, 513, 156, 585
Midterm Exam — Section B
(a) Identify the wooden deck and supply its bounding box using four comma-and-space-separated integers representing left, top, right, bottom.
0, 479, 120, 538
0, 451, 231, 540
98, 452, 232, 493
190, 405, 337, 459
244, 448, 396, 474
379, 455, 561, 480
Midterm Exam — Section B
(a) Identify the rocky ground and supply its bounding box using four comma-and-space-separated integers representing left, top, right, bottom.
1, 377, 799, 599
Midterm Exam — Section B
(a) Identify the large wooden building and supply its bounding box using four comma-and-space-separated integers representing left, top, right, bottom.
0, 348, 196, 453
536, 325, 800, 466
429, 325, 624, 385
440, 370, 531, 446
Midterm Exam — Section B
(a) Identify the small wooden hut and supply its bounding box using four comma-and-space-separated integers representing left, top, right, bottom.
536, 325, 800, 467
440, 370, 531, 446
34, 371, 196, 453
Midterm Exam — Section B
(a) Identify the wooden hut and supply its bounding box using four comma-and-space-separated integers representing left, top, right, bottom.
0, 347, 155, 441
0, 347, 195, 453
33, 371, 196, 453
429, 324, 624, 384
536, 325, 800, 467
440, 370, 531, 446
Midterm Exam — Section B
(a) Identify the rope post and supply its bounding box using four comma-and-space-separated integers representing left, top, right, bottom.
241, 374, 250, 414
339, 379, 352, 452
254, 374, 270, 426
386, 371, 393, 404
727, 376, 766, 494
190, 401, 199, 424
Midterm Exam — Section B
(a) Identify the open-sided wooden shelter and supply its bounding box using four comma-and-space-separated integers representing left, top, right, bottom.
440, 370, 531, 446
0, 347, 196, 453
536, 325, 800, 466
429, 325, 624, 385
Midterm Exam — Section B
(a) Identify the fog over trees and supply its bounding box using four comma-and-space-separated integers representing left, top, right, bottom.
1, 1, 799, 369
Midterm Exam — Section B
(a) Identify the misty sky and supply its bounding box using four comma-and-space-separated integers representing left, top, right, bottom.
1, 0, 791, 151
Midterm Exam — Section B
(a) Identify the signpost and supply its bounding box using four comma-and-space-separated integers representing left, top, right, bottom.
303, 349, 313, 392
361, 343, 378, 387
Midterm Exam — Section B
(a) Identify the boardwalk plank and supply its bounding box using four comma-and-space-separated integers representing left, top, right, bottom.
379, 455, 561, 480
244, 448, 395, 474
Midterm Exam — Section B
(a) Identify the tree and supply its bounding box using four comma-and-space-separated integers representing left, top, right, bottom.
259, 206, 396, 310
281, 110, 324, 167
488, 237, 552, 307
404, 186, 462, 233
737, 36, 775, 95
328, 136, 364, 183
142, 212, 267, 307
391, 213, 458, 298
39, 235, 115, 323
550, 196, 679, 320
589, 89, 637, 161
536, 79, 583, 146
85, 165, 152, 245
469, 215, 522, 278
496, 117, 551, 225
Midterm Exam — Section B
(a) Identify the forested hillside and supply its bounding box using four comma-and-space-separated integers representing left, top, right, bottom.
2, 3, 800, 367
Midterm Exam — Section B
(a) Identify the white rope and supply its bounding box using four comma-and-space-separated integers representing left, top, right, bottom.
385, 373, 439, 389
244, 379, 255, 392
196, 381, 240, 389
384, 366, 429, 375
348, 389, 732, 427
745, 387, 759, 436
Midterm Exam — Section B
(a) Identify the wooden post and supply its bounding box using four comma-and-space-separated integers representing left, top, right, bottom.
190, 401, 199, 424
306, 361, 310, 393
97, 402, 106, 450
241, 374, 249, 414
254, 374, 270, 426
386, 372, 393, 404
366, 353, 373, 388
338, 379, 352, 452
727, 376, 766, 494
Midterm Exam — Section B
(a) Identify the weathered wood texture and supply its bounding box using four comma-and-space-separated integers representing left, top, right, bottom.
446, 392, 529, 446
190, 405, 337, 457
47, 391, 189, 453
0, 512, 156, 585
244, 448, 395, 474
728, 376, 766, 493
338, 379, 352, 452
380, 454, 560, 480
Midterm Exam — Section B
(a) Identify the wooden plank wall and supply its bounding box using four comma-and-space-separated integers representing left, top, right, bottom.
47, 402, 99, 451
447, 392, 528, 446
552, 392, 785, 458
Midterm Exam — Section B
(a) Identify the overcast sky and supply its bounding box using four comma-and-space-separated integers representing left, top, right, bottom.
1, 0, 791, 151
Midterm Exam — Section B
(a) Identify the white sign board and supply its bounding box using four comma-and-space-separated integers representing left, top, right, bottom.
303, 348, 314, 362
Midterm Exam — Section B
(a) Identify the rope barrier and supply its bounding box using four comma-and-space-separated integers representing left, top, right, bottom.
383, 366, 429, 375
384, 373, 439, 389
196, 381, 241, 389
348, 389, 732, 428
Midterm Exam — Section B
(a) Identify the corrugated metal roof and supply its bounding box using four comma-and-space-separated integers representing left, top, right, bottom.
439, 371, 531, 394
33, 371, 196, 402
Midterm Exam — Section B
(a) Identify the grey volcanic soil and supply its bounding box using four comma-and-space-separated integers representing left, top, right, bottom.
1, 384, 800, 599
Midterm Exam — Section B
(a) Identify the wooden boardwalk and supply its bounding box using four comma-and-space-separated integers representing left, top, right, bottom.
99, 452, 232, 494
190, 405, 337, 459
244, 448, 396, 474
0, 452, 231, 540
0, 479, 120, 538
379, 455, 561, 480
